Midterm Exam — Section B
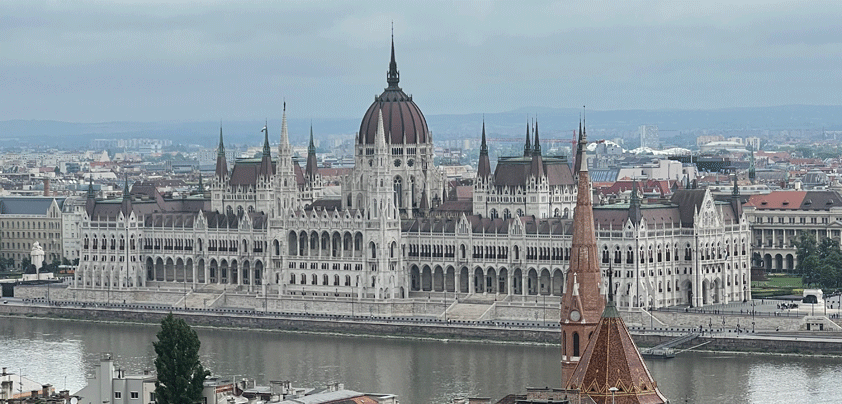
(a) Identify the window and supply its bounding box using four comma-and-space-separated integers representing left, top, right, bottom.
130, 392, 139, 399
115, 392, 122, 399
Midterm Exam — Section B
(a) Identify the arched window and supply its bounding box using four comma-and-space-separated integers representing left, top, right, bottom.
573, 332, 580, 357
393, 177, 403, 208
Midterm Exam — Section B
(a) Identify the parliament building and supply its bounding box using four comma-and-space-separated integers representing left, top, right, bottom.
72, 38, 751, 310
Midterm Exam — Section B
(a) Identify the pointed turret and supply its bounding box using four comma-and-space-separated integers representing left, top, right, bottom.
306, 123, 318, 181
197, 173, 205, 195
565, 264, 668, 404
523, 119, 532, 157
731, 173, 743, 223
86, 175, 95, 199
215, 126, 228, 179
573, 114, 587, 175
120, 173, 132, 217
629, 178, 642, 226
560, 113, 604, 385
122, 173, 130, 198
477, 119, 491, 180
531, 119, 544, 179
259, 121, 273, 179
85, 175, 96, 217
375, 108, 388, 153
748, 149, 756, 184
280, 102, 290, 152
386, 29, 400, 89
532, 118, 542, 156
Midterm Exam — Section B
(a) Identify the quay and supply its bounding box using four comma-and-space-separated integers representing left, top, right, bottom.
4, 287, 842, 356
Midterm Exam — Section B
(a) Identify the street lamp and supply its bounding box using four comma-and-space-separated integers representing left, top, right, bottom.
609, 387, 618, 404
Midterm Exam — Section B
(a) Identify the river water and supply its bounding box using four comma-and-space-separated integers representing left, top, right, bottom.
2, 316, 841, 403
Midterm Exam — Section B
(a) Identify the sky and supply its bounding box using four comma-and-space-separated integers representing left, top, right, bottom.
2, 0, 842, 123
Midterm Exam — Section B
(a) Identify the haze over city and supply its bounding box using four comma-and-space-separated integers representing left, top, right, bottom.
3, 0, 842, 123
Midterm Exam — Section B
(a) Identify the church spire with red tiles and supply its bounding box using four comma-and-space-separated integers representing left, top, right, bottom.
560, 115, 605, 385
565, 267, 668, 403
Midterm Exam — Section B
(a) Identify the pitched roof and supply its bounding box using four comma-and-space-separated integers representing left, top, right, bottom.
0, 197, 65, 215
744, 191, 807, 210
669, 189, 706, 227
565, 302, 668, 404
493, 156, 574, 187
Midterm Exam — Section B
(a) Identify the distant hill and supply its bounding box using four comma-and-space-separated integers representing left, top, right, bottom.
3, 105, 842, 149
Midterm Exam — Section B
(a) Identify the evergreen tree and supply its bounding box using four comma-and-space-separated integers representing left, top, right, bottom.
153, 313, 210, 404
793, 231, 818, 277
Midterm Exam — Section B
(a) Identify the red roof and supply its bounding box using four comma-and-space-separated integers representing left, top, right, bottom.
744, 191, 807, 209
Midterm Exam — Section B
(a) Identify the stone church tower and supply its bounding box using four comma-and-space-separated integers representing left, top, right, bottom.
560, 121, 606, 385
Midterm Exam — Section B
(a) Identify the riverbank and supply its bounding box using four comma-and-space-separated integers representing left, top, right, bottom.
4, 300, 842, 356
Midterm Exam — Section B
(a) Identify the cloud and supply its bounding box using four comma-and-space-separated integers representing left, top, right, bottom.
2, 0, 842, 121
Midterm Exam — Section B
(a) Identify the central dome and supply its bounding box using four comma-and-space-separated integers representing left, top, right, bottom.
358, 39, 429, 146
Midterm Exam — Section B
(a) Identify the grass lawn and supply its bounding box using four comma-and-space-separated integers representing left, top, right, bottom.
751, 275, 803, 298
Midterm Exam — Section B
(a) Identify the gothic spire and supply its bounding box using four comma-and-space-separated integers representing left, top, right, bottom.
629, 178, 642, 226
86, 175, 95, 199
532, 117, 541, 156
259, 121, 273, 179
197, 172, 205, 194
215, 126, 228, 179
477, 118, 491, 180
281, 102, 290, 147
122, 173, 130, 198
386, 27, 400, 89
306, 122, 318, 181
523, 118, 532, 157
748, 149, 756, 184
262, 120, 270, 157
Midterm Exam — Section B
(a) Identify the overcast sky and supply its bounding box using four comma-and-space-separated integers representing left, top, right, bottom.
2, 0, 842, 123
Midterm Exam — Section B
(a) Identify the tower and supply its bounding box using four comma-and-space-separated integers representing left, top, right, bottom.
275, 102, 301, 212
565, 270, 668, 403
560, 119, 605, 385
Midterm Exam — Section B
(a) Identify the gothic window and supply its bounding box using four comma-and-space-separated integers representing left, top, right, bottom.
490, 209, 499, 219
393, 177, 403, 208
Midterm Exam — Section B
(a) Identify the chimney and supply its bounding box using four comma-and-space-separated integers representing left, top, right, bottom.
43, 178, 50, 196
42, 384, 51, 397
2, 367, 6, 376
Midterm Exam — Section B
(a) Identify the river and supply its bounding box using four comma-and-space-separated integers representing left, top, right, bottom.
2, 316, 841, 403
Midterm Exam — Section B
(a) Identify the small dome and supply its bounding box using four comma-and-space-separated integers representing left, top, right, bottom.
358, 38, 429, 146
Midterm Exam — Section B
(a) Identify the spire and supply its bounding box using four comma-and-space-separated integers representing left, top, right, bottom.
629, 178, 642, 225
574, 113, 587, 175
122, 173, 130, 199
197, 173, 205, 194
560, 111, 604, 385
748, 149, 756, 184
280, 102, 290, 147
565, 257, 667, 403
477, 118, 491, 180
731, 173, 743, 223
86, 175, 95, 199
259, 122, 273, 179
523, 119, 532, 157
532, 117, 541, 156
120, 173, 132, 217
530, 118, 544, 179
386, 26, 400, 89
215, 126, 228, 179
732, 172, 740, 196
306, 123, 318, 181
375, 108, 388, 153
262, 120, 270, 157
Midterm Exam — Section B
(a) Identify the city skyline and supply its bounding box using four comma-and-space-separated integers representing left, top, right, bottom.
3, 1, 842, 122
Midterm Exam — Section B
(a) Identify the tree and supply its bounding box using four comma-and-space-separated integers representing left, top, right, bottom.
793, 231, 818, 277
153, 313, 210, 404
